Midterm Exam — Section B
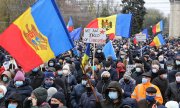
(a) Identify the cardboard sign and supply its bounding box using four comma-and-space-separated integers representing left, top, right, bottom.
136, 34, 146, 42
83, 28, 106, 44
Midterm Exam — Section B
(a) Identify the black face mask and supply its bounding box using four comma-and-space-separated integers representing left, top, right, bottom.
102, 77, 109, 81
86, 87, 92, 92
50, 104, 59, 108
124, 79, 130, 83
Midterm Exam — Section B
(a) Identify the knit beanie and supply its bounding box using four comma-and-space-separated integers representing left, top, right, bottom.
14, 71, 25, 81
32, 87, 48, 105
165, 101, 179, 108
0, 85, 7, 95
101, 71, 110, 77
47, 87, 57, 101
51, 92, 66, 105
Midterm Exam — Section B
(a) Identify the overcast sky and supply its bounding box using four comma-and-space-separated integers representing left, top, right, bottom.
144, 0, 170, 16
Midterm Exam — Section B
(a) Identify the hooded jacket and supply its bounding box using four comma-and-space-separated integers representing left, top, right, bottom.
5, 93, 23, 108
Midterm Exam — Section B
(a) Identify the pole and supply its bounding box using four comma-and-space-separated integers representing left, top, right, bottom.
92, 43, 96, 78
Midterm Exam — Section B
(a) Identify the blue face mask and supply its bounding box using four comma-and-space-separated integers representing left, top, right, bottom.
8, 103, 17, 108
15, 81, 23, 87
3, 77, 8, 82
146, 95, 155, 102
58, 71, 63, 76
45, 82, 53, 87
0, 93, 4, 99
92, 66, 97, 71
108, 91, 118, 100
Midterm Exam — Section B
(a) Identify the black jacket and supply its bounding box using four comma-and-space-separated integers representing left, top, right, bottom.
137, 99, 161, 108
101, 68, 118, 81
165, 82, 180, 102
152, 76, 168, 103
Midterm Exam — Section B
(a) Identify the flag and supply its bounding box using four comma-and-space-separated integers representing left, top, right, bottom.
67, 16, 74, 32
152, 20, 163, 35
70, 27, 82, 41
150, 34, 166, 46
103, 41, 117, 60
86, 14, 132, 38
0, 0, 74, 72
133, 28, 148, 44
82, 43, 90, 67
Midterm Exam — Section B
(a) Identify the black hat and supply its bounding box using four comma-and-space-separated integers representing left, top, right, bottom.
51, 92, 66, 105
146, 87, 157, 93
65, 57, 72, 64
158, 69, 167, 75
104, 61, 111, 67
142, 72, 152, 78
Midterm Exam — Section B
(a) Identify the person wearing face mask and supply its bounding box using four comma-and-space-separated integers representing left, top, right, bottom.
70, 75, 88, 108
25, 67, 44, 90
116, 62, 125, 80
95, 48, 105, 63
131, 64, 144, 85
50, 92, 67, 108
0, 85, 7, 108
152, 69, 168, 104
131, 72, 163, 104
23, 87, 51, 108
101, 61, 118, 81
137, 87, 164, 108
96, 71, 112, 98
100, 81, 137, 108
158, 55, 167, 69
0, 71, 12, 86
166, 59, 177, 83
79, 81, 103, 108
174, 55, 180, 71
165, 72, 180, 103
119, 74, 136, 98
151, 60, 160, 81
5, 93, 23, 108
5, 70, 33, 103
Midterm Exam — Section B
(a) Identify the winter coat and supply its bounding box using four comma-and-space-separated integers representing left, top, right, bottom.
152, 76, 168, 103
131, 82, 163, 104
5, 78, 33, 102
165, 82, 180, 102
70, 84, 86, 108
100, 81, 138, 108
26, 71, 44, 89
101, 68, 118, 81
119, 78, 136, 98
96, 79, 111, 98
131, 72, 143, 85
137, 99, 161, 108
168, 70, 179, 83
79, 90, 103, 108
159, 61, 167, 69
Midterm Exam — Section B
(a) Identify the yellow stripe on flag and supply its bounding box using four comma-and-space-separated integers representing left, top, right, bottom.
98, 15, 117, 34
156, 22, 161, 33
154, 36, 161, 46
14, 8, 55, 62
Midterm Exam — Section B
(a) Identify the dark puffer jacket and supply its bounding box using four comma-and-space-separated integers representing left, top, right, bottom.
5, 78, 33, 102
5, 93, 23, 108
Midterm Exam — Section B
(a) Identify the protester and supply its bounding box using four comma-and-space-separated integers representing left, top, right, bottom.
119, 74, 136, 98
50, 92, 67, 108
131, 64, 144, 84
0, 70, 12, 86
165, 72, 180, 103
5, 93, 23, 108
26, 67, 44, 90
131, 72, 163, 104
0, 85, 7, 108
137, 87, 163, 108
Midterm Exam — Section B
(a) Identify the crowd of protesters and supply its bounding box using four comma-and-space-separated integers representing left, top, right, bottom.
0, 37, 179, 108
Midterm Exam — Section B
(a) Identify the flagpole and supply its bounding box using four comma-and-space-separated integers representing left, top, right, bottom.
92, 43, 96, 78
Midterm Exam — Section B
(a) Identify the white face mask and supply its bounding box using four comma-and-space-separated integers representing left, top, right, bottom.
152, 69, 157, 73
108, 91, 118, 100
63, 70, 69, 76
176, 60, 180, 65
105, 67, 111, 71
176, 76, 180, 82
167, 66, 173, 71
162, 74, 167, 79
158, 58, 164, 62
136, 68, 141, 72
81, 80, 87, 85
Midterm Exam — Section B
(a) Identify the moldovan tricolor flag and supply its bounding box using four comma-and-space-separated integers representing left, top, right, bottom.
0, 0, 74, 72
150, 34, 166, 46
67, 16, 74, 32
152, 20, 163, 35
86, 14, 132, 38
